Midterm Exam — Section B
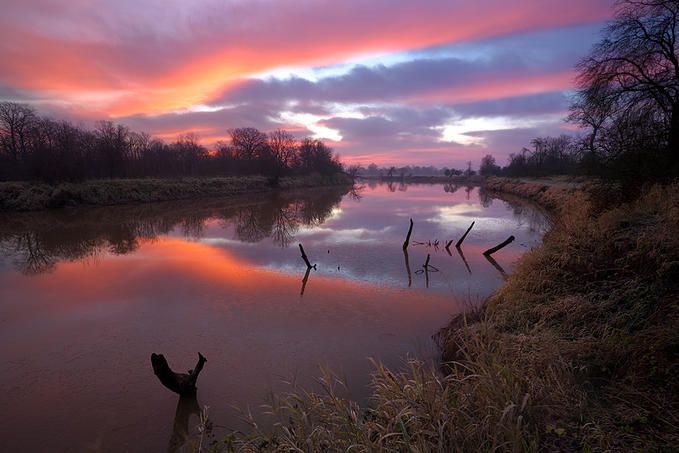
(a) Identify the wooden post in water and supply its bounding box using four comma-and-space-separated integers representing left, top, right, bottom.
456, 221, 475, 248
483, 235, 515, 256
299, 243, 316, 269
403, 218, 414, 250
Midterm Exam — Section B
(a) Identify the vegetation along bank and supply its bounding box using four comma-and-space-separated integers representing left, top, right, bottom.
0, 173, 353, 212
213, 177, 678, 451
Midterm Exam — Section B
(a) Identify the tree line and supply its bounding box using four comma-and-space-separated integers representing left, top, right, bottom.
355, 163, 476, 178
481, 0, 679, 184
0, 103, 343, 182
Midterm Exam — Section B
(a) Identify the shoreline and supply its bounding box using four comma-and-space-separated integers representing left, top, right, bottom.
0, 173, 354, 212
225, 176, 678, 450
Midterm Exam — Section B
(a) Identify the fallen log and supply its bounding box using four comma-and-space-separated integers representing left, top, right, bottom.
299, 243, 316, 269
151, 352, 207, 396
483, 235, 515, 256
455, 221, 475, 248
402, 218, 414, 251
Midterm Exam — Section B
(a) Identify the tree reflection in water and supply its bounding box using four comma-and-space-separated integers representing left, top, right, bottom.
0, 187, 349, 275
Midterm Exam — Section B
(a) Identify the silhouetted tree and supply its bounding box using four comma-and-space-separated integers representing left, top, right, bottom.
570, 0, 679, 179
0, 103, 345, 182
229, 127, 268, 161
479, 154, 501, 176
268, 129, 297, 172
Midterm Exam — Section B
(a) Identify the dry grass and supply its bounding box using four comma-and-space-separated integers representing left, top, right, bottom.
0, 173, 353, 212
202, 180, 679, 452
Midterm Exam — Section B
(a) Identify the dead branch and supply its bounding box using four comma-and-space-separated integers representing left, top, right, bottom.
455, 221, 475, 248
151, 353, 207, 396
483, 235, 515, 256
299, 243, 316, 269
403, 218, 414, 250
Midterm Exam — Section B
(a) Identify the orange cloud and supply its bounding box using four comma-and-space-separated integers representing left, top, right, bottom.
0, 0, 611, 117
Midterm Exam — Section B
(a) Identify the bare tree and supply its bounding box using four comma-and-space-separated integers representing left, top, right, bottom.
0, 102, 36, 162
571, 0, 679, 172
229, 127, 268, 160
268, 129, 297, 170
479, 154, 501, 176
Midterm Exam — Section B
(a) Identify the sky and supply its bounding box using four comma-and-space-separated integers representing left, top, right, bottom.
0, 0, 614, 167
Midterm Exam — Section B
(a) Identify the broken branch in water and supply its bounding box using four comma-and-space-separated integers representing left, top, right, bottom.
483, 235, 515, 256
455, 221, 475, 248
151, 353, 207, 396
299, 243, 316, 269
402, 218, 414, 250
445, 239, 454, 251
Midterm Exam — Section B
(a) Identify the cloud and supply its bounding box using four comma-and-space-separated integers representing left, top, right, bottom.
0, 0, 612, 115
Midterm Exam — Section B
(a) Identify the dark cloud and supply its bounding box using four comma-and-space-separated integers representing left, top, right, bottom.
450, 91, 571, 117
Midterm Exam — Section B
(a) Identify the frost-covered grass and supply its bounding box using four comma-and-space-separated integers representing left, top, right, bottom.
0, 174, 353, 211
204, 181, 679, 452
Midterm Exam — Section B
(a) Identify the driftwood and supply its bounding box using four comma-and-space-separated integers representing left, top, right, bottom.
455, 221, 475, 248
298, 243, 316, 269
402, 218, 414, 250
445, 239, 454, 250
483, 235, 515, 256
151, 353, 207, 396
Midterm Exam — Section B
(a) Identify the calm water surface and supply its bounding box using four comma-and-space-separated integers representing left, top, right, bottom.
0, 182, 548, 452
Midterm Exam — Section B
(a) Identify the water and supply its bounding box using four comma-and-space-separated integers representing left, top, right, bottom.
0, 182, 549, 452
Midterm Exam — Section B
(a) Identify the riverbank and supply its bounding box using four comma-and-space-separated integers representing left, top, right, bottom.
0, 173, 353, 212
222, 178, 678, 451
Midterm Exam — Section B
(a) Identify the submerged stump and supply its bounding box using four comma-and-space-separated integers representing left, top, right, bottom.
151, 352, 207, 396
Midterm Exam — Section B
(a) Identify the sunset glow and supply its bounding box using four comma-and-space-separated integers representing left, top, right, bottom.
0, 0, 614, 166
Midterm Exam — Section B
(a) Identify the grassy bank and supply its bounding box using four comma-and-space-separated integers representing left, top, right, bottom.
210, 179, 678, 452
0, 173, 353, 212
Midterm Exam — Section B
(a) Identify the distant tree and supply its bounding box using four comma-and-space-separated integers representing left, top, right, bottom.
268, 129, 297, 171
346, 164, 362, 177
0, 102, 36, 164
479, 154, 501, 176
229, 127, 268, 161
0, 103, 345, 182
464, 161, 476, 176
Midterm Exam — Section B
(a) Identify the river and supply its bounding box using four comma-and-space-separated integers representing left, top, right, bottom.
0, 181, 549, 452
